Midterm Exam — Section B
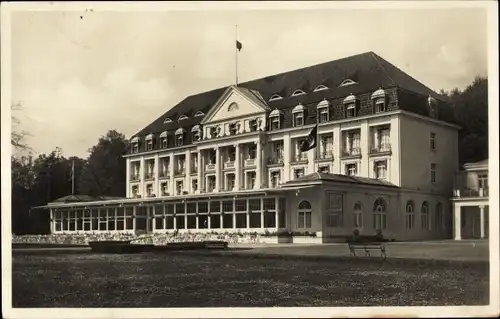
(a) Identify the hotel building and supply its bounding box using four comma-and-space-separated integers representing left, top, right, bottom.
43, 52, 463, 242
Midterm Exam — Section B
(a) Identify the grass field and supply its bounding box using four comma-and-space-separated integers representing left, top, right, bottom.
12, 252, 489, 307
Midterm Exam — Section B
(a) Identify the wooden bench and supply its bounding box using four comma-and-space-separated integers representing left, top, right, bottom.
347, 241, 387, 260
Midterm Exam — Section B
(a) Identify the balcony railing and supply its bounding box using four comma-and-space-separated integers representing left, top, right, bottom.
174, 168, 186, 176
205, 163, 216, 171
342, 147, 361, 158
291, 153, 308, 162
370, 144, 392, 154
244, 158, 256, 167
144, 172, 154, 180
159, 170, 170, 178
130, 174, 140, 182
453, 188, 489, 198
267, 157, 284, 165
224, 161, 235, 169
317, 151, 334, 160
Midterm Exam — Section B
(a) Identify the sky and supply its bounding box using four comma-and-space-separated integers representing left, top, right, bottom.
8, 3, 489, 159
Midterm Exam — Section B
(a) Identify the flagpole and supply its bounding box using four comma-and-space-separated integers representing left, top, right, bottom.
235, 24, 238, 86
316, 111, 320, 173
71, 159, 75, 195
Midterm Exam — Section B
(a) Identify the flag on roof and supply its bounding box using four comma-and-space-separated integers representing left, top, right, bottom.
236, 40, 242, 51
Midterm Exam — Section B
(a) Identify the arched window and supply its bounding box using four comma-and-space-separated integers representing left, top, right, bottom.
435, 203, 444, 231
228, 102, 239, 112
421, 201, 430, 230
191, 125, 201, 142
297, 200, 312, 229
405, 200, 415, 229
343, 94, 357, 118
159, 131, 168, 148
194, 111, 205, 117
175, 128, 185, 147
291, 89, 306, 97
130, 136, 139, 153
163, 118, 172, 124
339, 79, 357, 87
269, 109, 282, 131
372, 197, 387, 230
313, 85, 329, 92
353, 202, 363, 228
292, 104, 305, 127
269, 94, 283, 101
178, 115, 188, 121
371, 88, 387, 113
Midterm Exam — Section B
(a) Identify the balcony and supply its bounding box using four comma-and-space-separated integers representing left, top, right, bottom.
267, 157, 284, 166
205, 163, 216, 171
291, 153, 308, 163
144, 172, 155, 180
159, 170, 170, 178
341, 147, 361, 159
244, 158, 256, 167
316, 150, 334, 161
370, 144, 392, 156
453, 188, 489, 198
224, 161, 235, 169
130, 174, 140, 182
174, 168, 186, 176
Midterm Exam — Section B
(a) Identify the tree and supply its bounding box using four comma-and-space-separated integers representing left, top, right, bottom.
441, 76, 488, 164
11, 103, 31, 152
78, 130, 128, 197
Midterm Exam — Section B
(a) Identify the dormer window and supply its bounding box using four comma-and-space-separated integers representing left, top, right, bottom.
160, 131, 168, 148
339, 79, 357, 87
163, 118, 172, 124
175, 128, 185, 146
343, 94, 357, 118
371, 88, 387, 113
194, 111, 205, 117
313, 85, 329, 92
249, 119, 258, 132
145, 134, 154, 151
229, 123, 237, 135
292, 104, 305, 127
130, 137, 139, 153
291, 89, 306, 97
269, 109, 282, 131
317, 99, 329, 123
269, 94, 283, 102
191, 125, 201, 142
178, 115, 188, 121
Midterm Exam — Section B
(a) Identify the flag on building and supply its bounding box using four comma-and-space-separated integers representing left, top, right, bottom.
236, 40, 243, 51
71, 159, 75, 195
300, 125, 318, 152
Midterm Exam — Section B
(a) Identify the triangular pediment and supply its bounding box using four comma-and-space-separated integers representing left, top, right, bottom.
200, 85, 270, 124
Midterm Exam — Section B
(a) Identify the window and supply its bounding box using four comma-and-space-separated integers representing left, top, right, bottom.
229, 123, 237, 135
297, 200, 312, 229
145, 160, 154, 179
131, 142, 139, 153
270, 171, 281, 188
269, 109, 281, 130
314, 85, 328, 92
176, 181, 184, 195
435, 203, 444, 230
319, 135, 333, 159
178, 115, 188, 121
374, 160, 387, 179
346, 104, 356, 118
318, 105, 329, 123
164, 118, 172, 123
146, 134, 153, 151
160, 137, 167, 148
194, 111, 205, 117
293, 112, 304, 126
191, 125, 201, 141
269, 94, 283, 101
431, 163, 437, 183
161, 182, 169, 195
132, 185, 139, 198
340, 79, 357, 87
249, 119, 258, 132
291, 89, 306, 96
175, 129, 184, 147
146, 184, 153, 197
319, 165, 330, 173
421, 201, 430, 230
478, 173, 488, 189
353, 202, 363, 228
192, 179, 198, 192
207, 176, 216, 192
345, 163, 357, 176
226, 174, 235, 191
228, 102, 239, 112
246, 171, 256, 189
372, 197, 387, 230
373, 128, 391, 151
430, 132, 436, 150
374, 98, 386, 113
294, 168, 305, 179
405, 200, 415, 229
326, 193, 343, 227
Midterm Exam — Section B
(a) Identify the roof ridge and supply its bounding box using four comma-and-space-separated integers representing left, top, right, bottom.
370, 51, 396, 87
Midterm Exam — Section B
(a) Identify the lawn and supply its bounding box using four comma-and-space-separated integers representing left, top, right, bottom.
12, 251, 489, 307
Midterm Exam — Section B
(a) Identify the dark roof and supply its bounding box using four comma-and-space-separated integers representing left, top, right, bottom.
131, 51, 451, 150
463, 158, 488, 167
282, 172, 399, 188
50, 195, 125, 204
